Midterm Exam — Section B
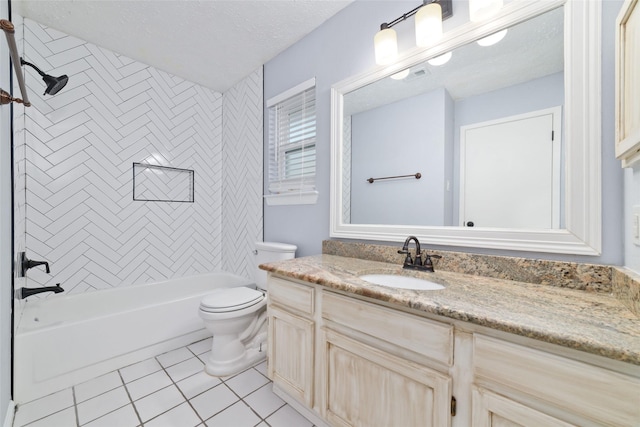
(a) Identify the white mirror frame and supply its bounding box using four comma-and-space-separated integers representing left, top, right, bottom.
330, 0, 602, 256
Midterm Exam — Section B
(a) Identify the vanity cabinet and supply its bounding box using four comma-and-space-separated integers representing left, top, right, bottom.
267, 277, 315, 408
267, 274, 640, 427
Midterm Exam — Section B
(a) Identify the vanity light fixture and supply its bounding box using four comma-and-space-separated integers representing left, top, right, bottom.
427, 51, 452, 66
469, 0, 504, 22
374, 0, 453, 66
390, 69, 411, 80
477, 29, 508, 46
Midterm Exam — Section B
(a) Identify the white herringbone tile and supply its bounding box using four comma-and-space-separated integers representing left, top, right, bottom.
18, 17, 246, 296
15, 16, 264, 299
221, 67, 264, 280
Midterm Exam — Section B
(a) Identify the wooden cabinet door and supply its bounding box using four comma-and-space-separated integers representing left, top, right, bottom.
320, 329, 451, 427
472, 388, 576, 427
267, 306, 314, 407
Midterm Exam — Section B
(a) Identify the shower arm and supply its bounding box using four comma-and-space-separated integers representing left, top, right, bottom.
0, 19, 31, 107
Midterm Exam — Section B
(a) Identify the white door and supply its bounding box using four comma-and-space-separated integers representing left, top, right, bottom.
459, 107, 561, 229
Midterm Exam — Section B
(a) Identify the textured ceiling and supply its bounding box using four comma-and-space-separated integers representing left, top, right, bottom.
13, 0, 353, 92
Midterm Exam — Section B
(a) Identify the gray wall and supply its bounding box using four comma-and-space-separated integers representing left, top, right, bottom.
1, 0, 12, 419
350, 88, 449, 226
264, 0, 625, 266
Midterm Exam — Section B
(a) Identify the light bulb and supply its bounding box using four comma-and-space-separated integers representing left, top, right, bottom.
477, 29, 508, 46
374, 26, 398, 65
415, 3, 443, 47
390, 69, 411, 80
427, 51, 452, 66
469, 0, 503, 22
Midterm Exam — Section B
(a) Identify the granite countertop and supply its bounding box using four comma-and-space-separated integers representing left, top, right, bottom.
260, 254, 640, 366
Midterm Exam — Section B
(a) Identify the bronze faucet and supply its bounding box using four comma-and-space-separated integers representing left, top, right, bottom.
398, 236, 442, 272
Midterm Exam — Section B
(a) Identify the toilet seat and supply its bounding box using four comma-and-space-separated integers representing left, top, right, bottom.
200, 287, 264, 313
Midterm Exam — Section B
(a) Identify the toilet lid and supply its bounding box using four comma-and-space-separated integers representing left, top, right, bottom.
200, 287, 264, 313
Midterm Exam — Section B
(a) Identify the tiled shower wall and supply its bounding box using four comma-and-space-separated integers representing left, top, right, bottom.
15, 18, 263, 295
221, 68, 264, 279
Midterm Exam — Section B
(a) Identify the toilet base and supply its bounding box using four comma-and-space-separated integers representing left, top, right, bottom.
204, 343, 267, 377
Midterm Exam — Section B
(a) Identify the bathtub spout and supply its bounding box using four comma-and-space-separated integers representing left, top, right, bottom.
19, 284, 64, 299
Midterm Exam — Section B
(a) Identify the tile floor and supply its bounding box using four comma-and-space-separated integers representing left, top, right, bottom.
13, 338, 315, 427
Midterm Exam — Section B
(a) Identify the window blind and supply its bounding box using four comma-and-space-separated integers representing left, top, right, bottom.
267, 80, 316, 195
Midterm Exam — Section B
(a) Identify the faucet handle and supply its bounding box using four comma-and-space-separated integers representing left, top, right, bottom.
423, 253, 442, 270
19, 252, 51, 277
397, 249, 413, 265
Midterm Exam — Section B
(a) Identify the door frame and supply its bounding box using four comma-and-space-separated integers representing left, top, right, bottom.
459, 106, 563, 229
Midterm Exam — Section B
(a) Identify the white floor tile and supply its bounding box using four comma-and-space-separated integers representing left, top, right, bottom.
13, 344, 285, 427
19, 408, 76, 427
133, 384, 185, 423
83, 404, 139, 427
120, 358, 162, 383
157, 347, 194, 368
188, 338, 212, 355
253, 360, 268, 377
74, 371, 123, 403
77, 386, 130, 425
197, 351, 211, 365
205, 401, 260, 427
165, 357, 204, 383
177, 371, 221, 399
224, 368, 270, 398
189, 384, 238, 421
13, 389, 74, 427
126, 370, 173, 401
266, 405, 313, 427
244, 384, 285, 418
145, 402, 201, 427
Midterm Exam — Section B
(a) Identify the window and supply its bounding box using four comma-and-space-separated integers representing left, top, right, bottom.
265, 78, 318, 205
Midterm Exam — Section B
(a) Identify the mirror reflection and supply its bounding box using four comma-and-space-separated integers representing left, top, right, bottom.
342, 6, 564, 229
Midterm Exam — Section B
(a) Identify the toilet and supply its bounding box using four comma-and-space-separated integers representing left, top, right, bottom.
199, 242, 296, 376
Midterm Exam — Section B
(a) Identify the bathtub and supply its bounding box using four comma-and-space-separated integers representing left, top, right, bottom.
14, 272, 254, 403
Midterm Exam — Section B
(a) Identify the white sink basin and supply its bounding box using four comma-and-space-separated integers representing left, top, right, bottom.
359, 274, 445, 290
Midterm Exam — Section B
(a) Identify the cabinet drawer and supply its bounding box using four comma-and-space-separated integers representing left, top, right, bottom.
268, 276, 314, 316
322, 292, 453, 366
473, 334, 640, 426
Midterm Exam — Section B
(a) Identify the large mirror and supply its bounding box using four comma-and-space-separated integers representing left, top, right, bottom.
330, 0, 602, 255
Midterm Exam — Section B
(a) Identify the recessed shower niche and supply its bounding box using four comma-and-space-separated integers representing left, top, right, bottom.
133, 163, 195, 203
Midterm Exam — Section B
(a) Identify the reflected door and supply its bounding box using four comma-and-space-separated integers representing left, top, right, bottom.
459, 107, 561, 229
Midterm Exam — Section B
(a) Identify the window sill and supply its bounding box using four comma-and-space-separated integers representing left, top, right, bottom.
264, 191, 319, 206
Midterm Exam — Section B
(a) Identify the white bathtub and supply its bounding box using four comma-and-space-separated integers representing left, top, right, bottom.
14, 272, 254, 403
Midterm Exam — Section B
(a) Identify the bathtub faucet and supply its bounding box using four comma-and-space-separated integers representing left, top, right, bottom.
19, 284, 64, 299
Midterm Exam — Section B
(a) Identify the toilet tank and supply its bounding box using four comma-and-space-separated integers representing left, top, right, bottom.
255, 242, 297, 291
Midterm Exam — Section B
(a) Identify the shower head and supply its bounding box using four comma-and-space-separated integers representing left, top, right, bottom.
42, 73, 69, 95
20, 57, 69, 96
